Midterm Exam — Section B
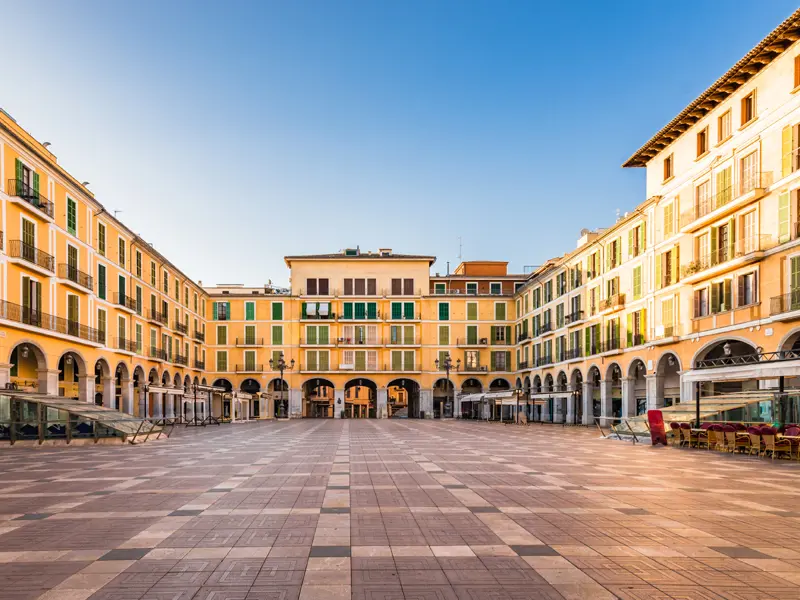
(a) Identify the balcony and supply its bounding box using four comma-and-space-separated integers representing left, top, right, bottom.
114, 292, 138, 312
599, 294, 625, 312
57, 264, 93, 291
387, 336, 419, 346
457, 337, 488, 347
236, 364, 263, 373
385, 312, 421, 321
114, 337, 138, 354
175, 322, 188, 335
516, 331, 530, 344
7, 179, 54, 218
147, 309, 168, 326
600, 339, 621, 354
337, 337, 382, 346
535, 323, 553, 337
462, 365, 488, 373
193, 360, 205, 370
681, 234, 772, 284
565, 310, 584, 325
564, 348, 582, 361
236, 337, 264, 346
149, 346, 167, 361
652, 325, 676, 342
771, 291, 800, 318
630, 334, 646, 347
300, 336, 335, 346
302, 312, 336, 320
518, 360, 529, 369
8, 240, 55, 272
194, 330, 205, 342
338, 311, 381, 321
535, 355, 553, 367
174, 354, 189, 366
0, 299, 102, 344
679, 173, 772, 233
585, 343, 600, 356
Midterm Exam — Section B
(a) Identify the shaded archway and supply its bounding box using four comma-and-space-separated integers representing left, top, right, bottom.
115, 362, 132, 414
605, 362, 623, 419
587, 365, 602, 420
432, 378, 455, 418
344, 378, 377, 418
628, 359, 647, 416
94, 358, 112, 407
692, 338, 759, 397
461, 377, 483, 394
532, 375, 542, 394
7, 342, 48, 393
133, 365, 146, 417
489, 378, 510, 391
570, 368, 583, 425
388, 378, 419, 418
655, 352, 681, 408
267, 378, 288, 418
57, 351, 85, 400
303, 378, 335, 418
213, 378, 234, 419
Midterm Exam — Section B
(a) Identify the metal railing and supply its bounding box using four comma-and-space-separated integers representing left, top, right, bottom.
194, 330, 205, 342
114, 337, 138, 353
600, 339, 621, 353
599, 294, 625, 312
174, 354, 189, 366
0, 299, 102, 343
681, 234, 773, 278
8, 240, 54, 272
387, 337, 419, 345
462, 365, 488, 372
236, 337, 263, 346
236, 364, 263, 373
147, 309, 168, 326
585, 343, 600, 356
457, 337, 488, 346
771, 291, 800, 316
536, 322, 553, 336
536, 355, 553, 367
301, 312, 336, 320
58, 264, 93, 290
630, 334, 646, 347
149, 346, 167, 361
339, 311, 382, 321
565, 310, 584, 324
518, 360, 529, 369
193, 360, 205, 370
114, 292, 138, 311
7, 179, 54, 217
652, 325, 675, 340
679, 173, 773, 229
516, 331, 530, 343
386, 312, 421, 321
696, 349, 800, 370
175, 322, 188, 335
564, 348, 582, 360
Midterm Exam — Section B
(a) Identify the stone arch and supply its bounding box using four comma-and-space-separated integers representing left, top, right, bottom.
57, 350, 86, 400
532, 375, 542, 393
556, 371, 568, 392
114, 362, 133, 414
654, 351, 682, 410
543, 374, 553, 393
523, 376, 531, 393
626, 356, 648, 377
213, 378, 233, 392
241, 378, 261, 394
489, 378, 510, 391
148, 368, 159, 384
515, 377, 522, 390
461, 377, 483, 393
183, 375, 191, 391
173, 373, 181, 388
303, 377, 335, 418
656, 352, 682, 375
776, 327, 800, 355
387, 378, 419, 418
605, 361, 622, 381
94, 358, 112, 407
344, 378, 377, 418
161, 370, 171, 386
691, 336, 758, 368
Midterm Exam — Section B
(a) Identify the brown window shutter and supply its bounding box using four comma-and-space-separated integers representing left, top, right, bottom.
367, 278, 376, 296
403, 278, 413, 295
344, 279, 353, 296
306, 278, 317, 295
391, 279, 401, 295
355, 279, 365, 295
319, 278, 329, 295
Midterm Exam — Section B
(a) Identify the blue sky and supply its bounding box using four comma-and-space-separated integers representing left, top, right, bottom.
2, 0, 798, 285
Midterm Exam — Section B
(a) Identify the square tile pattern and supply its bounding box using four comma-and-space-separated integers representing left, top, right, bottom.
1, 420, 799, 599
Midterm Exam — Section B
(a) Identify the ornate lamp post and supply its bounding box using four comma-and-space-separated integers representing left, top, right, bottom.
269, 352, 294, 418
434, 352, 460, 418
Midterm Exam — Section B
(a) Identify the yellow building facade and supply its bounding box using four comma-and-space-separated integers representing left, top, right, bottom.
4, 11, 800, 423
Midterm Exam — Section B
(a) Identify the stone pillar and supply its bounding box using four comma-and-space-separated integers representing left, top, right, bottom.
267, 393, 276, 419
164, 389, 175, 418
37, 368, 59, 396
621, 377, 636, 418
101, 376, 115, 409
541, 397, 550, 422
0, 363, 11, 389
680, 374, 694, 405
78, 375, 94, 404
139, 388, 148, 418
581, 382, 593, 425
153, 392, 163, 418
566, 394, 576, 424
419, 389, 433, 418
646, 374, 665, 410
120, 378, 134, 414
600, 379, 612, 420
289, 389, 302, 418
376, 387, 388, 419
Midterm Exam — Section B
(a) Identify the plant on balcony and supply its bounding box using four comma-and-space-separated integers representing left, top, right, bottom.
683, 260, 702, 275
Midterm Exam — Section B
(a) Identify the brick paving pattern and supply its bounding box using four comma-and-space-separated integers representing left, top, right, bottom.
1, 420, 800, 599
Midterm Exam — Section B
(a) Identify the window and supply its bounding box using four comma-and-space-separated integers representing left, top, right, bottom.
194, 293, 198, 313
741, 210, 757, 254
464, 350, 479, 369
174, 279, 179, 301
718, 110, 731, 142
656, 246, 679, 289
607, 237, 621, 270
556, 272, 566, 296
663, 154, 673, 181
438, 325, 449, 345
98, 223, 106, 256
118, 238, 125, 268
434, 282, 446, 294
150, 262, 156, 286
245, 301, 255, 321
135, 323, 143, 354
779, 191, 792, 244
632, 265, 642, 300
390, 278, 414, 295
492, 325, 509, 344
216, 351, 228, 372
740, 152, 758, 194
66, 197, 77, 235
97, 264, 106, 300
134, 251, 142, 278
343, 278, 376, 296
136, 286, 142, 314
629, 224, 645, 258
466, 302, 477, 320
438, 303, 449, 320
306, 278, 329, 295
97, 309, 106, 344
162, 300, 169, 325
661, 298, 674, 336
184, 287, 188, 307
737, 271, 757, 307
494, 303, 506, 320
663, 202, 674, 239
492, 351, 510, 371
163, 271, 169, 293
711, 279, 732, 313
490, 282, 502, 295
586, 251, 600, 279
217, 325, 227, 345
715, 167, 732, 208
272, 325, 283, 345
741, 91, 756, 126
696, 126, 708, 157
466, 282, 478, 295
213, 301, 230, 320
556, 304, 564, 329
543, 281, 553, 303
272, 302, 283, 320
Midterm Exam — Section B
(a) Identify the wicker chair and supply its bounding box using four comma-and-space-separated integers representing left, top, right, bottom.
785, 426, 800, 460
706, 424, 723, 451
747, 426, 763, 457
669, 422, 682, 447
761, 426, 792, 460
721, 424, 737, 453
679, 422, 693, 447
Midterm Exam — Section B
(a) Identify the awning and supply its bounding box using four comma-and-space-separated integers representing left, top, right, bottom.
147, 386, 184, 396
459, 393, 485, 403
683, 360, 800, 383
307, 303, 317, 316
627, 391, 776, 424
319, 303, 329, 316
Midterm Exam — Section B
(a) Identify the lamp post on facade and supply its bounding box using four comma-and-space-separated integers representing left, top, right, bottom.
434, 353, 460, 418
515, 380, 522, 424
269, 352, 294, 418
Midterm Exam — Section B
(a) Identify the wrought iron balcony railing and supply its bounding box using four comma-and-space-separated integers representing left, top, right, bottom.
535, 355, 553, 367
147, 309, 168, 326
599, 294, 625, 312
236, 337, 264, 346
58, 264, 93, 290
600, 339, 621, 353
8, 240, 55, 272
114, 292, 138, 312
175, 322, 188, 335
193, 360, 205, 370
149, 346, 167, 361
771, 291, 800, 316
564, 348, 582, 360
173, 354, 189, 366
194, 330, 205, 342
0, 300, 101, 343
681, 235, 773, 278
516, 331, 530, 343
565, 310, 584, 324
114, 337, 138, 353
7, 179, 54, 217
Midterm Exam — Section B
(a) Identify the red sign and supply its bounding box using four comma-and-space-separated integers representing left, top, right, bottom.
647, 410, 668, 446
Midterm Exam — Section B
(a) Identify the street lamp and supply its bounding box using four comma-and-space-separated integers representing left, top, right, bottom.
515, 380, 522, 424
269, 352, 294, 418
434, 353, 460, 418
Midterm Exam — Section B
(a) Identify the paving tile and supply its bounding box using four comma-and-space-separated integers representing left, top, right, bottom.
99, 548, 152, 561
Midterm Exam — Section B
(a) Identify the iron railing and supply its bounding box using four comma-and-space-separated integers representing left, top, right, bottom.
516, 331, 530, 343
193, 360, 205, 370
175, 322, 188, 335
456, 337, 488, 346
564, 348, 582, 360
696, 349, 800, 370
114, 292, 138, 311
599, 294, 625, 312
236, 337, 264, 346
174, 354, 189, 366
58, 264, 93, 290
114, 337, 138, 353
462, 365, 488, 372
630, 334, 646, 347
149, 346, 167, 361
536, 322, 553, 336
7, 179, 54, 217
147, 309, 168, 326
565, 310, 584, 324
194, 330, 205, 342
600, 339, 621, 353
771, 291, 800, 316
339, 311, 382, 321
518, 360, 529, 369
536, 355, 553, 367
8, 240, 54, 272
0, 300, 101, 343
682, 235, 773, 278
585, 343, 600, 356
301, 312, 336, 320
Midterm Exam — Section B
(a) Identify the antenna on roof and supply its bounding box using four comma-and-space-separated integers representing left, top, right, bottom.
114, 210, 123, 219
458, 236, 462, 261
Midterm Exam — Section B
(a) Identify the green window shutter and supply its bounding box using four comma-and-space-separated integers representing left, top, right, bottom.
355, 303, 366, 319
392, 302, 402, 319
308, 351, 318, 371
344, 303, 353, 319
246, 302, 255, 320
15, 158, 22, 183
490, 325, 496, 344
439, 325, 449, 345
307, 325, 317, 344
367, 302, 377, 319
779, 191, 791, 244
792, 257, 800, 294
467, 302, 477, 320
272, 303, 283, 320
490, 352, 496, 371
633, 266, 641, 299
355, 351, 366, 371
495, 303, 506, 320
301, 303, 307, 318
615, 237, 622, 266
226, 302, 231, 320
783, 125, 794, 178
32, 172, 39, 198
505, 325, 511, 342
319, 326, 329, 344
628, 229, 634, 258
505, 351, 511, 370
467, 325, 477, 345
392, 351, 402, 371
404, 302, 414, 319
272, 326, 283, 345
272, 351, 281, 366
212, 302, 217, 320
584, 327, 590, 356
439, 303, 449, 320
710, 227, 718, 263
98, 264, 106, 300
404, 350, 414, 371
67, 198, 76, 235
320, 351, 329, 371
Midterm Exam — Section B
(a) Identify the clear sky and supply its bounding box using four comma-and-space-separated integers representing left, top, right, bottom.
3, 0, 798, 286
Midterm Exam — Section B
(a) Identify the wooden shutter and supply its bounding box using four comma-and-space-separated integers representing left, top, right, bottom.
367, 278, 376, 296
15, 158, 22, 183
633, 266, 641, 299
404, 302, 414, 319
626, 314, 633, 347
355, 279, 365, 295
671, 246, 680, 284
272, 326, 282, 345
320, 326, 329, 345
628, 229, 634, 258
391, 279, 402, 295
306, 278, 317, 295
467, 302, 477, 320
320, 351, 329, 371
505, 325, 511, 343
439, 325, 449, 345
246, 302, 255, 320
391, 303, 401, 320
272, 302, 282, 320
439, 303, 449, 320
723, 279, 732, 311
301, 302, 307, 319
308, 350, 318, 371
403, 279, 413, 295
490, 326, 496, 344
404, 350, 414, 371
307, 325, 317, 345
392, 351, 402, 371
344, 279, 353, 295
783, 125, 794, 178
319, 278, 329, 295
737, 275, 745, 308
343, 303, 353, 319
779, 191, 791, 243
615, 237, 622, 266
366, 302, 377, 319
639, 224, 645, 253
711, 283, 719, 313
490, 351, 496, 371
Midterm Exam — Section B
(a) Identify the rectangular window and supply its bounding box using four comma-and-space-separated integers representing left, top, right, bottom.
118, 238, 125, 268
272, 302, 283, 320
438, 325, 449, 345
150, 262, 156, 286
466, 282, 478, 295
136, 251, 142, 277
97, 264, 106, 300
438, 303, 449, 320
307, 278, 318, 295
663, 202, 674, 239
98, 222, 106, 256
136, 286, 142, 314
741, 91, 756, 126
696, 127, 708, 157
67, 197, 77, 235
163, 271, 169, 293
135, 323, 142, 354
97, 309, 106, 344
737, 271, 757, 307
694, 288, 709, 318
466, 302, 477, 320
740, 151, 758, 195
216, 351, 228, 372
663, 154, 673, 181
272, 325, 283, 345
490, 282, 502, 295
245, 301, 255, 321
434, 282, 446, 294
718, 110, 731, 142
795, 55, 800, 89
495, 303, 506, 320
632, 265, 642, 300
217, 325, 227, 345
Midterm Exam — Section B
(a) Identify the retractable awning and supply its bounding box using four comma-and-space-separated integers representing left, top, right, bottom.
147, 386, 184, 396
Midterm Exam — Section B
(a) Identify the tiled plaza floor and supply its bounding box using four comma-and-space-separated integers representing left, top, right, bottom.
2, 421, 800, 600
